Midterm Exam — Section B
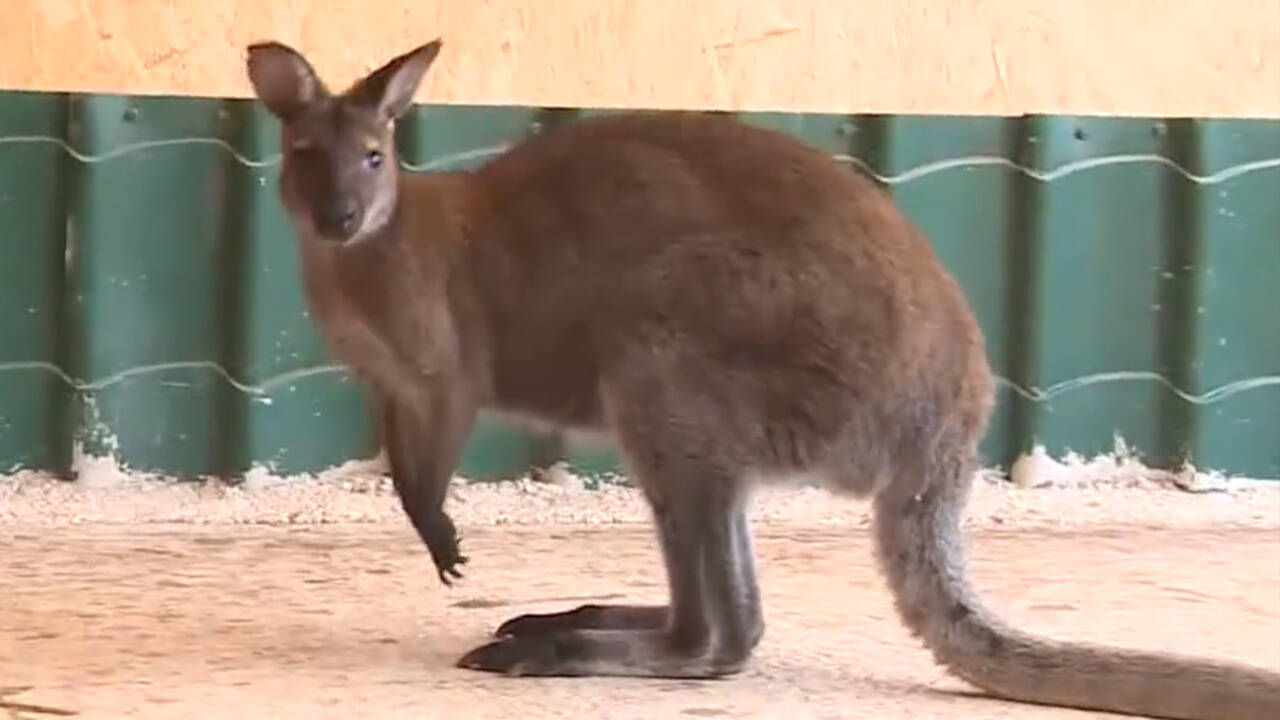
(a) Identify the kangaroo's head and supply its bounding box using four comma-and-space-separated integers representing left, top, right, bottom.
246, 39, 442, 244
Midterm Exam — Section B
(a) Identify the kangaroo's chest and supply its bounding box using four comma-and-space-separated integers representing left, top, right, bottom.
300, 251, 435, 398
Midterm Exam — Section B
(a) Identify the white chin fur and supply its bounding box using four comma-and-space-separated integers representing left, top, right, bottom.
340, 211, 391, 247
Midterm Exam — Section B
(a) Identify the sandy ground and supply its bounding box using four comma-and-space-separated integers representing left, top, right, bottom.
2, 465, 1279, 720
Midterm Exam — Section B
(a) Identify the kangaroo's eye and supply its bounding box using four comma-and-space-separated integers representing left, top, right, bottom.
365, 150, 384, 170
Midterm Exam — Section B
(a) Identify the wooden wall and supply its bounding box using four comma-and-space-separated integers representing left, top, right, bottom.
4, 0, 1278, 117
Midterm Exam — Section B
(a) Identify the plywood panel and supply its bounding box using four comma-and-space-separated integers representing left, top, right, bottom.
3, 1, 1279, 118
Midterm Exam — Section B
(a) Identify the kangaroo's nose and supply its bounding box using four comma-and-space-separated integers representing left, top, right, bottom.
326, 200, 360, 237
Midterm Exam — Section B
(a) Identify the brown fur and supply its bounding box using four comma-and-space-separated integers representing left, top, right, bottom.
245, 39, 1280, 719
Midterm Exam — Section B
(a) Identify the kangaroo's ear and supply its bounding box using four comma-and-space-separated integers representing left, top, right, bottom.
246, 41, 328, 121
347, 39, 442, 122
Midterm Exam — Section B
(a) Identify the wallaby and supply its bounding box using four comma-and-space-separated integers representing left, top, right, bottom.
244, 38, 1280, 720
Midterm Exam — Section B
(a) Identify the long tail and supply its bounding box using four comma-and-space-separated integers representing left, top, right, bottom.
871, 454, 1280, 720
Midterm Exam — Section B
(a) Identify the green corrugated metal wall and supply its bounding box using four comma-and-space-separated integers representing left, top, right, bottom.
1, 90, 1277, 480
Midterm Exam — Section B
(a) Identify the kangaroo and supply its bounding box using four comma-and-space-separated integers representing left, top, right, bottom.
244, 38, 1280, 720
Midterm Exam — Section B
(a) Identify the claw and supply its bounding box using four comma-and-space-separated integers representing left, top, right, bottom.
456, 631, 593, 676
493, 612, 551, 638
437, 558, 467, 587
455, 635, 540, 675
421, 512, 470, 586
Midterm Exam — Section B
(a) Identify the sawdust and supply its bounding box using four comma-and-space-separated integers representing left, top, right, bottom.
2, 456, 1278, 720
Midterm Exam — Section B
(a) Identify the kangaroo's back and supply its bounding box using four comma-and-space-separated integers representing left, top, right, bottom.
458, 111, 981, 437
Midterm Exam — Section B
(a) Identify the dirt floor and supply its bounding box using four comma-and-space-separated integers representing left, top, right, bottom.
2, 463, 1279, 720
